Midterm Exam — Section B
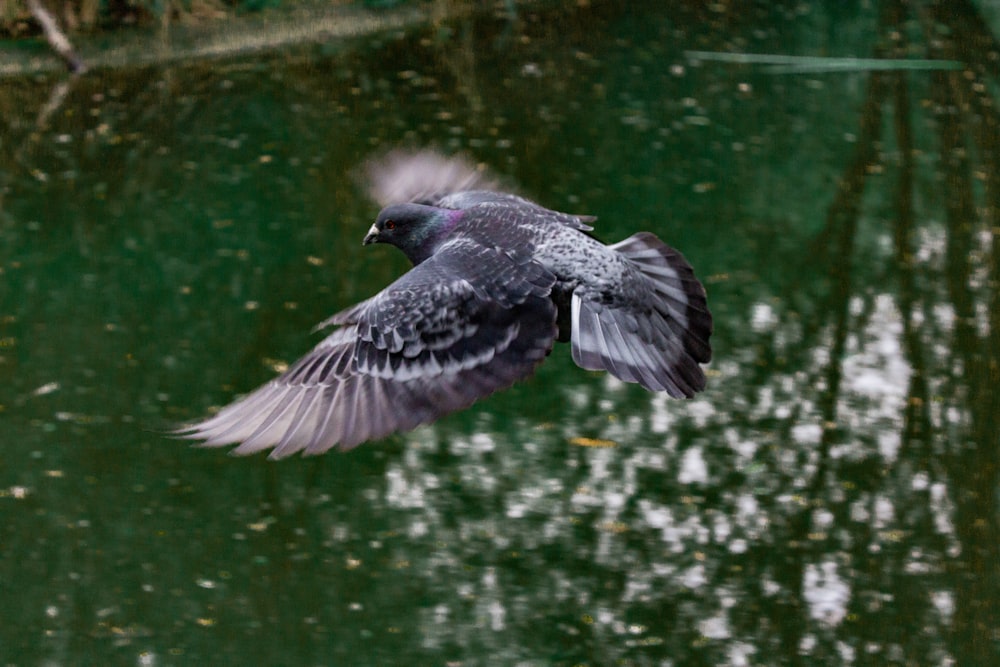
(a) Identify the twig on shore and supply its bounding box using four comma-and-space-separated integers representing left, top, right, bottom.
27, 0, 87, 73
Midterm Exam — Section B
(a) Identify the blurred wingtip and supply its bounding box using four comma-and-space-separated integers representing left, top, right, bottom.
360, 148, 508, 207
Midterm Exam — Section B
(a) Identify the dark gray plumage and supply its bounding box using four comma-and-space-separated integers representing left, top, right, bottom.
178, 151, 712, 458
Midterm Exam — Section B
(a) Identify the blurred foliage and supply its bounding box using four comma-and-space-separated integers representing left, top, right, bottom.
0, 0, 384, 36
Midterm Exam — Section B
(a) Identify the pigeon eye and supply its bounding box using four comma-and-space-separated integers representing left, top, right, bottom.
385, 220, 396, 230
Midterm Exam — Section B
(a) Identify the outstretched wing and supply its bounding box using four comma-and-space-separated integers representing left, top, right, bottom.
437, 191, 595, 231
177, 240, 558, 458
571, 232, 712, 398
362, 149, 505, 207
362, 149, 594, 231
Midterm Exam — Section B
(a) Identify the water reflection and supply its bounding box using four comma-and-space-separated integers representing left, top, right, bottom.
1, 1, 998, 665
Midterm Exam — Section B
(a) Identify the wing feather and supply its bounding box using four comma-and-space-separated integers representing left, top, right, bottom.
177, 241, 558, 457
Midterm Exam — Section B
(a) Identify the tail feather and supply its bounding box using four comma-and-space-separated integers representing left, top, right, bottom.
570, 232, 712, 397
612, 232, 712, 363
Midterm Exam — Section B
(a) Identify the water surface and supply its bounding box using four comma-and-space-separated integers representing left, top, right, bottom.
2, 1, 998, 664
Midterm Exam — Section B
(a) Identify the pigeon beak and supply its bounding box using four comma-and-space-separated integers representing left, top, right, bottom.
362, 224, 379, 246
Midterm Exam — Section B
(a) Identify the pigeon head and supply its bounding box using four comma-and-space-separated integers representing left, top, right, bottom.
364, 203, 460, 265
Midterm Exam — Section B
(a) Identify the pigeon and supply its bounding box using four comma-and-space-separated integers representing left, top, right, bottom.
178, 151, 712, 458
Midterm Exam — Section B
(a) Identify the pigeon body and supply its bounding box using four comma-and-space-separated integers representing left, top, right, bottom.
179, 153, 712, 458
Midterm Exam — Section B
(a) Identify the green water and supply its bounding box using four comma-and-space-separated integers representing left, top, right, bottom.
2, 1, 998, 665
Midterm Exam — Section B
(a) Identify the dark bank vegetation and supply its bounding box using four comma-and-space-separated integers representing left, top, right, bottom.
0, 0, 372, 37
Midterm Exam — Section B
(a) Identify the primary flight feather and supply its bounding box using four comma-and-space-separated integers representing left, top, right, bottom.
178, 151, 713, 458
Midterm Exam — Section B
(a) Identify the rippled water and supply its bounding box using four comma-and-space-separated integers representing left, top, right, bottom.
2, 1, 998, 664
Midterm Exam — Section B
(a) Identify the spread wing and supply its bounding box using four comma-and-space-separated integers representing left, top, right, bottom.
177, 240, 558, 458
361, 149, 594, 231
436, 191, 595, 231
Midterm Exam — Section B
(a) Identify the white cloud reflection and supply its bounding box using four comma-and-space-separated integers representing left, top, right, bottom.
368, 275, 963, 663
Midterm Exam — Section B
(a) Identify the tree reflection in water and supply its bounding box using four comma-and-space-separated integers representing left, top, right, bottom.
370, 3, 999, 664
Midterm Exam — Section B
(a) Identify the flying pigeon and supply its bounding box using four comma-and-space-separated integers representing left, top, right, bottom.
178, 151, 712, 458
